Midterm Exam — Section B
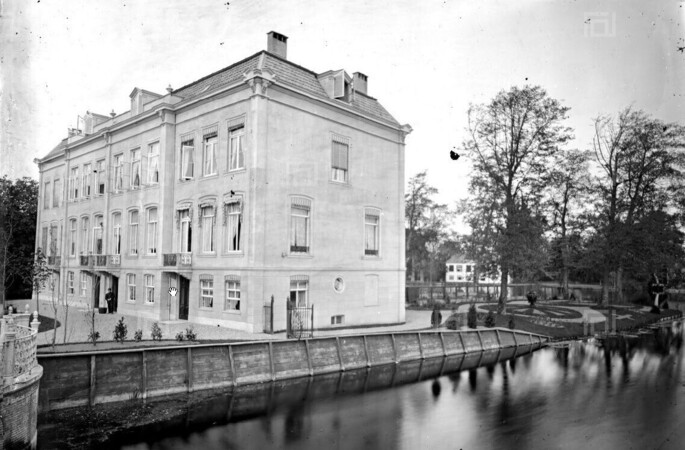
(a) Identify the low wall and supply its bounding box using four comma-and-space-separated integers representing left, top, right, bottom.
37, 328, 547, 412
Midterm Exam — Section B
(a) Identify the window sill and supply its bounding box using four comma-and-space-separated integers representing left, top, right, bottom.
221, 251, 244, 257
144, 302, 155, 306
127, 300, 136, 304
286, 253, 313, 259
200, 174, 219, 181
328, 179, 350, 188
143, 254, 158, 259
226, 168, 246, 176
199, 306, 214, 311
222, 309, 241, 315
361, 255, 382, 260
125, 254, 139, 259
197, 253, 217, 258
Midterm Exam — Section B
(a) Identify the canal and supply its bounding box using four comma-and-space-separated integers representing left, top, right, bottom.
38, 321, 683, 449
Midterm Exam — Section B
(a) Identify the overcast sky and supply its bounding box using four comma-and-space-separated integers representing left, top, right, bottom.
1, 0, 683, 228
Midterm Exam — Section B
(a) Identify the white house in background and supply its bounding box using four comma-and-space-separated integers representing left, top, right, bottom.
445, 254, 508, 284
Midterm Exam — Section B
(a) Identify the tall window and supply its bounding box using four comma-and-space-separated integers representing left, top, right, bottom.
69, 219, 77, 256
80, 217, 90, 254
53, 179, 61, 206
131, 149, 141, 189
179, 209, 192, 253
181, 136, 194, 180
70, 167, 79, 200
290, 278, 308, 307
67, 271, 75, 295
127, 274, 136, 302
113, 154, 124, 191
83, 163, 92, 197
203, 127, 217, 176
146, 208, 158, 255
80, 272, 88, 296
129, 210, 138, 255
290, 198, 311, 254
224, 199, 242, 252
224, 277, 240, 311
144, 274, 154, 303
112, 213, 121, 255
146, 142, 159, 184
228, 126, 244, 171
201, 205, 215, 253
200, 276, 213, 308
364, 209, 380, 256
44, 182, 50, 209
331, 138, 349, 182
95, 160, 106, 195
93, 215, 103, 255
49, 224, 58, 256
41, 226, 48, 252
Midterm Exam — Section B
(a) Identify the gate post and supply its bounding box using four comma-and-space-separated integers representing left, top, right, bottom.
286, 296, 291, 338
270, 295, 274, 334
310, 304, 314, 338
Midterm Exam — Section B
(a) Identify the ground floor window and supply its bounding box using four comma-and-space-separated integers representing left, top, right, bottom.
290, 279, 308, 307
200, 276, 214, 308
224, 279, 240, 311
80, 272, 88, 297
127, 274, 136, 302
145, 274, 154, 303
67, 271, 74, 295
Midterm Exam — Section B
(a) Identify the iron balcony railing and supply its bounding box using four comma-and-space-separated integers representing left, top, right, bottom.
47, 255, 61, 266
94, 255, 107, 267
163, 253, 192, 267
108, 254, 121, 267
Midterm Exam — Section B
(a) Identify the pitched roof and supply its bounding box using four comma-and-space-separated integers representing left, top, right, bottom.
447, 254, 472, 264
41, 139, 68, 162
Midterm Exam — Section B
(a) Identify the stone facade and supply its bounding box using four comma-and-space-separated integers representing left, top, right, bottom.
35, 32, 411, 333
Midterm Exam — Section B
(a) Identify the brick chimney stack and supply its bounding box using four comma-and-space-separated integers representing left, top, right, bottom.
353, 72, 368, 95
267, 31, 288, 59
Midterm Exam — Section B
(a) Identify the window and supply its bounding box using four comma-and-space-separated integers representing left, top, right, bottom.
95, 160, 106, 195
466, 265, 472, 273
448, 265, 454, 272
364, 274, 379, 306
131, 149, 141, 189
331, 315, 344, 325
53, 179, 61, 206
127, 274, 136, 302
224, 277, 240, 311
180, 136, 194, 180
80, 217, 90, 254
201, 205, 215, 253
69, 219, 77, 256
147, 142, 159, 184
112, 213, 122, 255
146, 208, 158, 255
331, 138, 349, 182
93, 215, 103, 255
202, 127, 218, 177
144, 274, 154, 303
41, 226, 48, 253
200, 276, 214, 308
113, 154, 124, 191
70, 167, 79, 200
129, 210, 139, 255
67, 271, 75, 295
49, 224, 58, 256
364, 209, 380, 256
44, 182, 50, 209
290, 198, 311, 254
228, 126, 244, 171
80, 272, 88, 296
224, 199, 242, 252
456, 265, 463, 272
83, 163, 92, 197
290, 278, 308, 307
179, 208, 192, 253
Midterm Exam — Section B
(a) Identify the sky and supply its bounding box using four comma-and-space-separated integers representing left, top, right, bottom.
1, 0, 684, 230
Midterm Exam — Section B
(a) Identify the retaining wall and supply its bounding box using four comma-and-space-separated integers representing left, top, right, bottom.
37, 328, 547, 412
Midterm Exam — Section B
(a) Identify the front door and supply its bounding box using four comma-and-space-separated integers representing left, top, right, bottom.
93, 275, 101, 309
111, 276, 119, 312
179, 277, 189, 320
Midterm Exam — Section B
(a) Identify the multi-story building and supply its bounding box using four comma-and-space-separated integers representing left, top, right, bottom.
445, 254, 509, 284
35, 32, 411, 333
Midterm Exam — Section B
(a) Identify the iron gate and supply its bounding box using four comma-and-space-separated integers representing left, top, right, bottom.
287, 302, 313, 339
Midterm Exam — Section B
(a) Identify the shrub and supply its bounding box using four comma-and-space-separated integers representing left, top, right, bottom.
175, 331, 185, 341
445, 314, 461, 330
134, 329, 143, 342
467, 304, 478, 329
113, 317, 128, 343
151, 322, 163, 341
526, 290, 538, 307
484, 310, 496, 328
508, 315, 516, 330
88, 330, 100, 345
185, 327, 197, 341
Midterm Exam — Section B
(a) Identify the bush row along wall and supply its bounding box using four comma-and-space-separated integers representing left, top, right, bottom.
37, 329, 547, 412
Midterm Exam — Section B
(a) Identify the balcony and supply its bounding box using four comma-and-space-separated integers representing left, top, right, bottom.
108, 254, 121, 267
94, 255, 107, 267
163, 253, 192, 268
79, 255, 93, 267
47, 256, 61, 266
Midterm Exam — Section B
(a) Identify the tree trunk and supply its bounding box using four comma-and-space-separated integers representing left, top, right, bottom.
615, 266, 624, 304
561, 267, 569, 299
498, 266, 509, 314
600, 270, 610, 306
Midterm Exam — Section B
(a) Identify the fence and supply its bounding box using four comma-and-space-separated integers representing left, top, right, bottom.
1, 312, 41, 384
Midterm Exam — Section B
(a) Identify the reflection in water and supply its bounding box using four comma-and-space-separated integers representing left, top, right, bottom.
38, 322, 685, 450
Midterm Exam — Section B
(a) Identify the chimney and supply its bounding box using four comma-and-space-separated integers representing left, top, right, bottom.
267, 31, 288, 59
353, 72, 368, 95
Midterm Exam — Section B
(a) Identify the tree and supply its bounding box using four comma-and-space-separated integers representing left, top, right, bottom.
462, 85, 573, 312
0, 176, 39, 309
588, 108, 685, 304
32, 247, 51, 317
405, 171, 452, 281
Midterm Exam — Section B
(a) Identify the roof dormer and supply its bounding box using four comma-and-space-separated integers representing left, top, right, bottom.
318, 70, 352, 102
129, 87, 163, 116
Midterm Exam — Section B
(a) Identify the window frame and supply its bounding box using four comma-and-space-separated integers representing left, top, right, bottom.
180, 136, 195, 181
331, 137, 350, 183
289, 279, 308, 307
289, 198, 311, 255
127, 273, 136, 302
202, 133, 218, 177
92, 215, 104, 255
67, 271, 75, 295
80, 216, 90, 254
364, 208, 381, 257
179, 208, 192, 253
130, 148, 141, 189
223, 198, 243, 253
128, 210, 139, 256
113, 154, 124, 192
95, 160, 106, 195
69, 219, 77, 257
224, 278, 241, 312
147, 142, 160, 185
53, 179, 61, 206
144, 274, 154, 303
80, 272, 88, 297
83, 163, 92, 197
228, 126, 245, 172
200, 276, 214, 309
201, 204, 215, 254
43, 181, 51, 209
112, 212, 122, 255
146, 207, 158, 255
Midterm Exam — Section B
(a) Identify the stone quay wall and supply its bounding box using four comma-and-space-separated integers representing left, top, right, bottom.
37, 328, 547, 412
